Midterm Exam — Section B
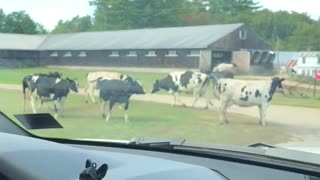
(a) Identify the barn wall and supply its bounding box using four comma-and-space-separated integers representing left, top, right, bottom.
208, 25, 273, 51
0, 50, 40, 68
39, 50, 199, 69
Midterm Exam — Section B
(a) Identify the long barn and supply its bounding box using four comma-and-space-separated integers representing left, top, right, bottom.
0, 23, 274, 73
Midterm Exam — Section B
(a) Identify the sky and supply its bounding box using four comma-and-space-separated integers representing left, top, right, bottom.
0, 0, 319, 31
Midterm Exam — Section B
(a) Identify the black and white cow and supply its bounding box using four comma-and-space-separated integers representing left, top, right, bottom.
97, 78, 145, 123
213, 77, 285, 126
22, 72, 62, 101
24, 75, 79, 118
84, 71, 133, 103
151, 71, 211, 108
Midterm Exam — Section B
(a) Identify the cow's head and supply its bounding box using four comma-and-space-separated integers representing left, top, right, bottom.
271, 76, 285, 94
130, 80, 145, 95
79, 159, 108, 180
49, 72, 62, 78
67, 78, 79, 93
151, 80, 160, 94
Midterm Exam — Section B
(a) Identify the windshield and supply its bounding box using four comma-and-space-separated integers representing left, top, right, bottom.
0, 0, 319, 154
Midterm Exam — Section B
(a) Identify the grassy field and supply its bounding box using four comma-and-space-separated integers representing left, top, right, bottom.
0, 89, 291, 146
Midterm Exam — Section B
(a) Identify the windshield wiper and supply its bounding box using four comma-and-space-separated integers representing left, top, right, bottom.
128, 137, 186, 149
248, 143, 276, 149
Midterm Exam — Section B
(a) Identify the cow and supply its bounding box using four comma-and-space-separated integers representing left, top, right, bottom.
84, 71, 132, 103
97, 78, 145, 123
22, 72, 62, 98
24, 75, 79, 118
213, 63, 237, 73
151, 71, 211, 108
22, 72, 62, 111
213, 76, 285, 126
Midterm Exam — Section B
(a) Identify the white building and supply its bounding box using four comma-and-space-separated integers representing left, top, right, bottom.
296, 52, 320, 77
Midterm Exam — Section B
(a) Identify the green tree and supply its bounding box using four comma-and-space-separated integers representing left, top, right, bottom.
4, 11, 39, 34
90, 0, 188, 30
285, 23, 320, 51
52, 15, 93, 33
0, 9, 6, 32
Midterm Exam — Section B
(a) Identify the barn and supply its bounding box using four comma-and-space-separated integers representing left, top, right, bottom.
0, 23, 274, 73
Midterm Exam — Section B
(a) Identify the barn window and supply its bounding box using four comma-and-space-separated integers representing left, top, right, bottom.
78, 51, 87, 57
145, 51, 157, 57
63, 52, 72, 57
302, 57, 306, 64
127, 51, 137, 56
166, 50, 177, 57
213, 52, 224, 58
239, 30, 247, 40
302, 69, 305, 75
188, 50, 200, 56
49, 51, 58, 57
109, 51, 119, 57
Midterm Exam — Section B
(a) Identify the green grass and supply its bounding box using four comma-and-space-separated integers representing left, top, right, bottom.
0, 89, 291, 146
273, 94, 320, 108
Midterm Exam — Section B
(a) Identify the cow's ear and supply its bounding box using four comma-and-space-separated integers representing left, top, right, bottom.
97, 164, 108, 179
280, 78, 285, 81
85, 159, 92, 168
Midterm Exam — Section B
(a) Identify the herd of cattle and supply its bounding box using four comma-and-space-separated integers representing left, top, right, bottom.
21, 63, 285, 126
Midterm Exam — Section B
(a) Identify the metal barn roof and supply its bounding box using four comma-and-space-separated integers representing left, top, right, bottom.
38, 23, 244, 50
0, 33, 47, 50
0, 23, 244, 50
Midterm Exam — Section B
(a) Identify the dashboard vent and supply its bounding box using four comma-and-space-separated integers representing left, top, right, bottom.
306, 176, 320, 180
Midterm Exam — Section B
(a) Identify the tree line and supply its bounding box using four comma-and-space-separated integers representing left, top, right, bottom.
0, 0, 319, 51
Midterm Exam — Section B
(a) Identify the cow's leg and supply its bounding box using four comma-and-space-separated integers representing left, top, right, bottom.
101, 100, 107, 119
172, 94, 177, 107
260, 104, 268, 127
90, 84, 97, 104
84, 83, 89, 103
173, 93, 187, 107
219, 100, 229, 124
59, 97, 66, 118
38, 101, 44, 111
53, 99, 61, 119
106, 101, 115, 122
124, 101, 129, 124
30, 95, 37, 113
191, 90, 200, 108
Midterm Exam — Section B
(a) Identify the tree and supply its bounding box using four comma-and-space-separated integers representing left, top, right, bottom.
90, 0, 188, 30
52, 15, 93, 33
3, 11, 39, 34
0, 9, 6, 32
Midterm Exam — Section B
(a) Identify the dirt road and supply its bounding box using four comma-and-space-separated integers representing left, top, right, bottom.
2, 83, 320, 147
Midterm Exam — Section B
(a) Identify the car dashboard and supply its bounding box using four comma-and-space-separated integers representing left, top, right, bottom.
1, 132, 319, 180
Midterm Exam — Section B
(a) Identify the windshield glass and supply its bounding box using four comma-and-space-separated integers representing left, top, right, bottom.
0, 0, 319, 153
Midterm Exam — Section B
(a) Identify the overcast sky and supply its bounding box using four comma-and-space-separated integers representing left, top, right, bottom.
0, 0, 319, 31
